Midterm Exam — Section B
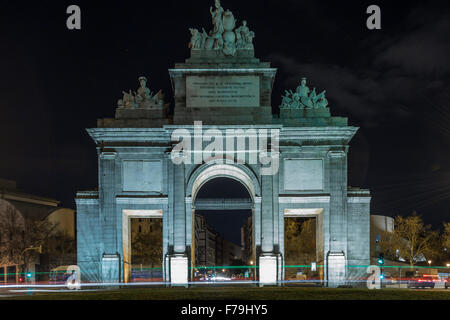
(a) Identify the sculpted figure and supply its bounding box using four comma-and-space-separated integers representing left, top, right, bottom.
281, 92, 292, 108
235, 21, 245, 49
153, 90, 164, 107
122, 90, 137, 108
291, 91, 301, 109
296, 77, 310, 97
315, 91, 328, 108
235, 28, 243, 49
222, 9, 236, 55
210, 0, 224, 37
309, 88, 317, 102
237, 21, 254, 50
213, 37, 224, 50
317, 96, 328, 108
189, 28, 202, 49
136, 76, 152, 103
204, 35, 215, 50
200, 28, 209, 48
280, 77, 329, 110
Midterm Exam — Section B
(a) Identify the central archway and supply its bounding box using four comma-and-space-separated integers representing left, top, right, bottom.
188, 163, 260, 201
187, 163, 261, 282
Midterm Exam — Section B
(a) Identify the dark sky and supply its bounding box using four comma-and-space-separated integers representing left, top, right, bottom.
1, 0, 450, 229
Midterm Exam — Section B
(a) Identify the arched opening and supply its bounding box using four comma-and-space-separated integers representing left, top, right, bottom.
284, 208, 324, 284
191, 169, 256, 282
122, 210, 163, 283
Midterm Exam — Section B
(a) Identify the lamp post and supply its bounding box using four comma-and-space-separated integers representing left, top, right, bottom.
19, 245, 42, 283
249, 260, 255, 282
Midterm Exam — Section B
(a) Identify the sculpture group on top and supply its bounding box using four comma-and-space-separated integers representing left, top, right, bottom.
280, 77, 329, 110
117, 76, 164, 109
188, 0, 255, 56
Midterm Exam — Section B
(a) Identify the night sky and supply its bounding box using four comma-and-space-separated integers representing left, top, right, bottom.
1, 0, 450, 231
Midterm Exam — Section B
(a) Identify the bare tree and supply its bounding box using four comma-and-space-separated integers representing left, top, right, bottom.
0, 205, 58, 273
44, 230, 76, 267
0, 205, 25, 266
380, 213, 437, 267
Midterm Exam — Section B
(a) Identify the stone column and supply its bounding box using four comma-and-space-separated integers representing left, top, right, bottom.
185, 197, 193, 281
99, 151, 120, 283
261, 173, 274, 253
259, 174, 279, 285
253, 197, 261, 250
168, 161, 188, 285
327, 150, 348, 287
173, 163, 186, 253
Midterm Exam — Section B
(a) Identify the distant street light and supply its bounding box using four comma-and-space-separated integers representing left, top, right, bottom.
427, 260, 432, 266
19, 245, 43, 281
249, 260, 253, 265
446, 263, 450, 267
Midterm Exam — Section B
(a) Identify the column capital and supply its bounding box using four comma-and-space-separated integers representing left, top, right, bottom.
327, 150, 346, 159
99, 151, 117, 160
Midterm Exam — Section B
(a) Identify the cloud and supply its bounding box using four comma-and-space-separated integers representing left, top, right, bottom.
267, 53, 416, 127
374, 13, 450, 75
265, 7, 450, 128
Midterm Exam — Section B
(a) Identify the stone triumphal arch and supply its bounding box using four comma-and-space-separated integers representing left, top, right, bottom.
76, 1, 370, 287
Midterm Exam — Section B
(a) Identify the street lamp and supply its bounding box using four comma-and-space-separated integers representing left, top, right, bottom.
19, 245, 43, 282
446, 263, 450, 267
427, 260, 432, 267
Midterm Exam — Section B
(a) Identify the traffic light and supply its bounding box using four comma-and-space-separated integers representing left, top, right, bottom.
379, 273, 385, 280
26, 272, 32, 279
377, 253, 385, 266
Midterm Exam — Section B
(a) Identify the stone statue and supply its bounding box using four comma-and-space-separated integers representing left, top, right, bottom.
121, 90, 137, 108
200, 28, 209, 48
116, 76, 164, 109
315, 91, 328, 108
280, 77, 329, 110
281, 91, 292, 108
222, 10, 236, 56
210, 0, 224, 37
187, 0, 256, 56
236, 21, 254, 50
136, 76, 152, 102
310, 87, 317, 102
189, 28, 202, 49
296, 77, 310, 97
213, 35, 224, 50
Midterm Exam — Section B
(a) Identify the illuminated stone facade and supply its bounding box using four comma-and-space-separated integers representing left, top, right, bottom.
75, 1, 371, 287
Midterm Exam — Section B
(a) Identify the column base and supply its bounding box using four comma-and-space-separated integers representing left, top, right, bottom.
169, 254, 188, 286
101, 253, 120, 284
259, 253, 279, 285
327, 251, 346, 288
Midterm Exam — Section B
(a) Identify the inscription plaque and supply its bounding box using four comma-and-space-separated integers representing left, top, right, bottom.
186, 75, 260, 107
